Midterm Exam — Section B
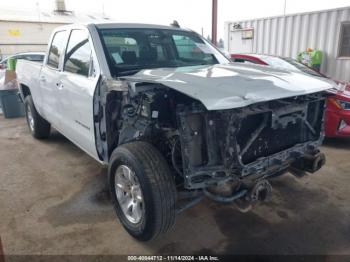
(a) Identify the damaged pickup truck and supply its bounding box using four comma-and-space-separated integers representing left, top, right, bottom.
16, 23, 333, 241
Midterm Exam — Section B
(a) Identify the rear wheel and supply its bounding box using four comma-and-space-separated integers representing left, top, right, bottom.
24, 95, 50, 139
108, 141, 177, 241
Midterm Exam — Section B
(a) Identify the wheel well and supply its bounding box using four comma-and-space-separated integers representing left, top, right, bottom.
20, 84, 31, 98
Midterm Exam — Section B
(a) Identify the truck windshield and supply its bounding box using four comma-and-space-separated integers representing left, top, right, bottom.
98, 28, 229, 76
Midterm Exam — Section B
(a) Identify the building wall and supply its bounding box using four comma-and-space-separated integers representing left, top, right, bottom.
225, 7, 350, 82
0, 21, 67, 57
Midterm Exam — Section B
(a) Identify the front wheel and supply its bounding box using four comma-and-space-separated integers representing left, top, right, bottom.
108, 141, 177, 241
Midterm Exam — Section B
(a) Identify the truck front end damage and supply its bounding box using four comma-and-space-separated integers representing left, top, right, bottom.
178, 93, 326, 189
176, 93, 326, 210
92, 63, 335, 214
98, 73, 328, 212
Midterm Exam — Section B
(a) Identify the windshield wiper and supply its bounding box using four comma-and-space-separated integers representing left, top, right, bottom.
117, 69, 143, 77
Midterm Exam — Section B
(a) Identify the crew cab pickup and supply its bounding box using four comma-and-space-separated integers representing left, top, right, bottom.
17, 23, 333, 241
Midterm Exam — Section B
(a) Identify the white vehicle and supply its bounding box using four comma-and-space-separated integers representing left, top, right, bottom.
17, 23, 333, 241
0, 52, 45, 69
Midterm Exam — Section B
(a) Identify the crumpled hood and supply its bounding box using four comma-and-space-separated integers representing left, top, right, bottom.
122, 63, 335, 110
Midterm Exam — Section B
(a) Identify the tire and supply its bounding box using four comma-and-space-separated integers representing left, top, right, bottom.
24, 95, 51, 139
108, 141, 177, 241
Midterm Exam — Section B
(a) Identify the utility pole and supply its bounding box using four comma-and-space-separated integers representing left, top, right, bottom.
36, 2, 41, 21
283, 0, 287, 16
212, 0, 218, 46
102, 3, 105, 18
36, 2, 43, 31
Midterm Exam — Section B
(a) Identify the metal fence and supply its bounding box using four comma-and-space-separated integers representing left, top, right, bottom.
225, 6, 350, 82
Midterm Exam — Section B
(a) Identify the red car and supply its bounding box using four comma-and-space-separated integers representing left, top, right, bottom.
231, 54, 350, 138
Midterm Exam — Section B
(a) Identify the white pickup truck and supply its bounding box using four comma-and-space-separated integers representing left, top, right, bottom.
17, 22, 333, 241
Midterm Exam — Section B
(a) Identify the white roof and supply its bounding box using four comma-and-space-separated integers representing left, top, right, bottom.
0, 7, 110, 24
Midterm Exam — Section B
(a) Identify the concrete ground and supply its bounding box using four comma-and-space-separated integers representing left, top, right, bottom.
0, 116, 349, 255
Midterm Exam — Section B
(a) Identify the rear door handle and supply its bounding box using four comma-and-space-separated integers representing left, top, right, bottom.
39, 76, 46, 83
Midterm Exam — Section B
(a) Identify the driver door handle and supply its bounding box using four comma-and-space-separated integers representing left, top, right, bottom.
56, 81, 64, 90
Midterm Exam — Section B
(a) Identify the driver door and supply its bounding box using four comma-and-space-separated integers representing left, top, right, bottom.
56, 28, 100, 159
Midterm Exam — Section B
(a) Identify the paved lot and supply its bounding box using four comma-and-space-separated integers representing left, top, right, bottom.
0, 116, 349, 255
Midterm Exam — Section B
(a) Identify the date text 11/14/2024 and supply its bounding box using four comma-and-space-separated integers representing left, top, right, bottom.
127, 255, 219, 261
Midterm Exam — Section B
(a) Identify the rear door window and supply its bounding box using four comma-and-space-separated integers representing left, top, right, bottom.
26, 55, 44, 62
64, 30, 92, 77
47, 31, 67, 69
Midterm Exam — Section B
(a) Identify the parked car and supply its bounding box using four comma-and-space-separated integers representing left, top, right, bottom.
0, 52, 45, 70
231, 54, 350, 137
16, 23, 333, 241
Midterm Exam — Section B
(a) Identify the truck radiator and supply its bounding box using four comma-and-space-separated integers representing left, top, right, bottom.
177, 93, 326, 189
236, 99, 324, 164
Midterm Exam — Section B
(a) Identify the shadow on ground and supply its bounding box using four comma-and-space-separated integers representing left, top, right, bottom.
323, 137, 350, 150
206, 176, 350, 255
42, 167, 113, 227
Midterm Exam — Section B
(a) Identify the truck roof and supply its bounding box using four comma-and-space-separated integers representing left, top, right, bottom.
95, 22, 189, 30
54, 22, 192, 32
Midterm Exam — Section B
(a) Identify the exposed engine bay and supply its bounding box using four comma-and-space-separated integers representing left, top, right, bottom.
94, 79, 327, 212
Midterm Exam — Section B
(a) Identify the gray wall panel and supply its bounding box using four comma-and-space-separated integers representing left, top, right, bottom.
226, 6, 350, 81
